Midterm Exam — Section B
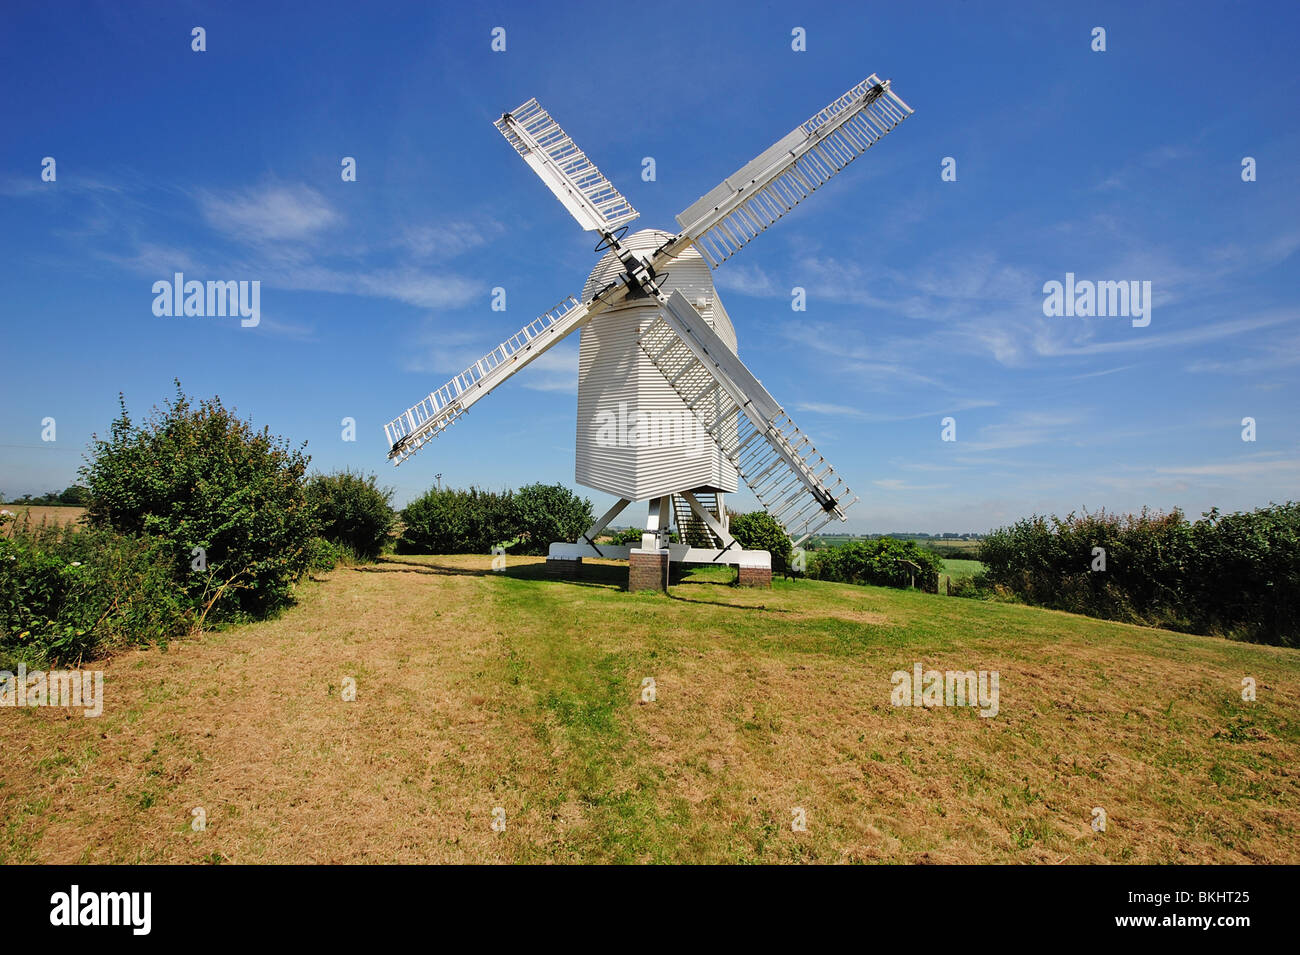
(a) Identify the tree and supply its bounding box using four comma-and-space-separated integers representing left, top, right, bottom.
58, 485, 90, 506
397, 486, 516, 554
729, 511, 794, 574
307, 470, 395, 560
510, 483, 593, 555
80, 383, 315, 619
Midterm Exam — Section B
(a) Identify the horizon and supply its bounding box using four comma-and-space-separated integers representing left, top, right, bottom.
2, 1, 1297, 535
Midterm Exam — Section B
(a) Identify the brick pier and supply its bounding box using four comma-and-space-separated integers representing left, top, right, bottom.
737, 564, 773, 588
545, 557, 583, 578
628, 549, 670, 592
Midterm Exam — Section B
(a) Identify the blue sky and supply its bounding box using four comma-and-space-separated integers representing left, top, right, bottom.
2, 0, 1297, 533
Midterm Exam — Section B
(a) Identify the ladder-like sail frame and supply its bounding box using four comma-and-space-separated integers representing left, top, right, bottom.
495, 98, 640, 233
385, 295, 597, 465
662, 75, 913, 268
639, 291, 858, 544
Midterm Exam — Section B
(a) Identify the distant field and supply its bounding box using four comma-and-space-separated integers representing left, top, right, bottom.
924, 538, 983, 555
3, 555, 1296, 863
807, 535, 983, 555
0, 504, 86, 536
942, 558, 985, 581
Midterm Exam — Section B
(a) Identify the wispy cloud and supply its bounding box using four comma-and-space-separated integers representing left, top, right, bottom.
396, 221, 505, 260
873, 478, 949, 491
1186, 331, 1300, 374
714, 263, 781, 297
1155, 455, 1300, 480
794, 398, 997, 422
1094, 140, 1200, 192
198, 183, 341, 242
959, 411, 1084, 453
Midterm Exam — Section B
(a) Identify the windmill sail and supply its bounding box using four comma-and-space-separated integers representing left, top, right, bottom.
385, 295, 593, 465
495, 98, 640, 233
639, 291, 857, 545
671, 75, 912, 267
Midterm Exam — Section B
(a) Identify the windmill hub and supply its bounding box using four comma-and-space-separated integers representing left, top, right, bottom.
383, 76, 914, 589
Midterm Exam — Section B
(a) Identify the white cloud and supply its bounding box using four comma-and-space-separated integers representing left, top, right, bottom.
397, 221, 504, 259
959, 411, 1083, 453
199, 183, 340, 242
714, 263, 780, 297
873, 478, 948, 491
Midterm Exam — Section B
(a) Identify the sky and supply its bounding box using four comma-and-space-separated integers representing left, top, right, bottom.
1, 0, 1297, 534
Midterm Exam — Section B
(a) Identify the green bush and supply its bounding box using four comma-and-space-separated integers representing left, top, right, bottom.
510, 483, 592, 556
0, 516, 191, 668
397, 486, 517, 554
977, 504, 1299, 646
608, 526, 678, 546
307, 470, 395, 560
80, 384, 315, 620
304, 536, 350, 572
728, 511, 794, 574
809, 537, 943, 591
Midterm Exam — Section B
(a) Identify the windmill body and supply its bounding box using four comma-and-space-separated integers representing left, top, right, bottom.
577, 229, 738, 503
383, 76, 914, 587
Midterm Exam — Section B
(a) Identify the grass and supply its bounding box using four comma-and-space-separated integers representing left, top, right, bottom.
1, 554, 1296, 863
942, 558, 985, 581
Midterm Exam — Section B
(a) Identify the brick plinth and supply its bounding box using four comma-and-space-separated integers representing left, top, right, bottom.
628, 550, 669, 592
737, 565, 772, 588
546, 557, 583, 578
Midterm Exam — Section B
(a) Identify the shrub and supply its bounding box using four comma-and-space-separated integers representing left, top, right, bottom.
728, 511, 794, 574
397, 486, 516, 554
304, 536, 349, 572
608, 526, 678, 546
809, 537, 943, 591
976, 504, 1299, 646
0, 516, 191, 668
510, 483, 592, 555
609, 527, 645, 546
307, 470, 395, 560
80, 384, 315, 620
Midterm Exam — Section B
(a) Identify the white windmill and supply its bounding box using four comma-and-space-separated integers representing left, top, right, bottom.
384, 75, 913, 588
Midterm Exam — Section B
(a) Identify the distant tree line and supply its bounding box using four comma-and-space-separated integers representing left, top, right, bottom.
2, 486, 91, 506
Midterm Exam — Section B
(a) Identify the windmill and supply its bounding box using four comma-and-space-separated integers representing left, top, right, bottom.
384, 75, 913, 588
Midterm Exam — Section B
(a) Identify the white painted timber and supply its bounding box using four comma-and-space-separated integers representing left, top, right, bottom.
548, 539, 770, 568
575, 229, 740, 500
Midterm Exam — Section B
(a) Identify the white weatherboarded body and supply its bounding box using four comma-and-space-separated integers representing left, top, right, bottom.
576, 230, 738, 502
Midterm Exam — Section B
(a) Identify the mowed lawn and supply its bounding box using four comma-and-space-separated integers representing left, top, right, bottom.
2, 555, 1297, 864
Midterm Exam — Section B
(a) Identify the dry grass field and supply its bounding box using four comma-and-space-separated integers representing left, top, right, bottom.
0, 505, 86, 537
2, 555, 1296, 864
